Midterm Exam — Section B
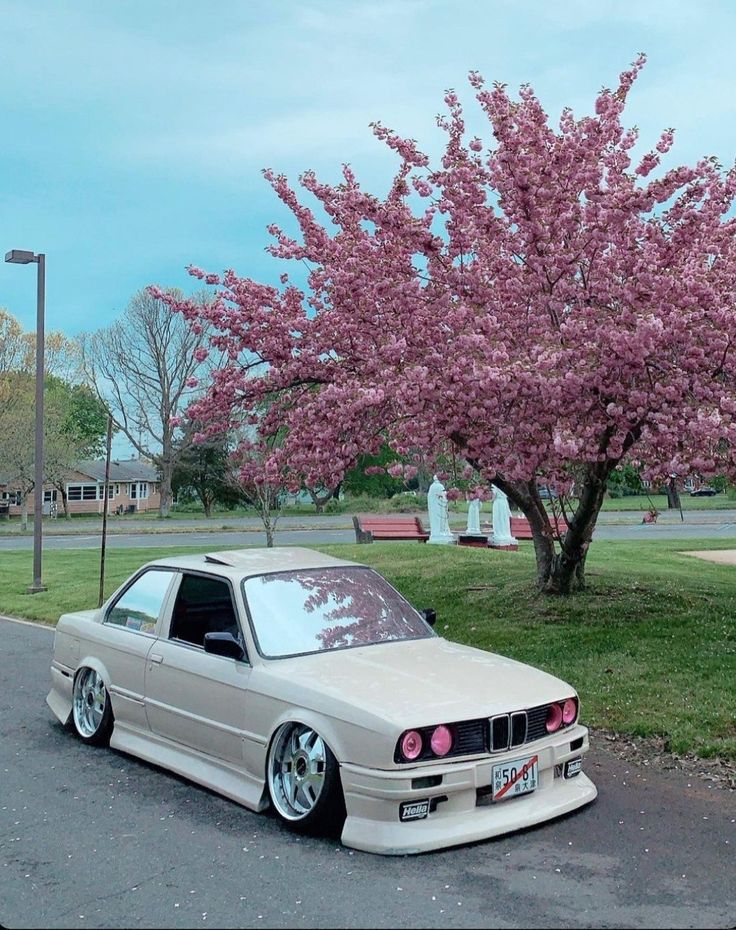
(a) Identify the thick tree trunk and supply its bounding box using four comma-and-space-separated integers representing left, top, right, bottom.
306, 485, 334, 515
454, 426, 624, 596
501, 464, 610, 595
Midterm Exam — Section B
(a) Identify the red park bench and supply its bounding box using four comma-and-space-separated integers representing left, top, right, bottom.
353, 515, 430, 543
511, 515, 568, 539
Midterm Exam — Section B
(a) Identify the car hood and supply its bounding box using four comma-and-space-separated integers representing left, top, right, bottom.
258, 636, 574, 729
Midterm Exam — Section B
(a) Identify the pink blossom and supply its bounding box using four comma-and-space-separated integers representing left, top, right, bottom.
162, 58, 736, 587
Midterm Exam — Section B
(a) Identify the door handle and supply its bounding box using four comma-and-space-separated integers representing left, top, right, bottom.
149, 653, 164, 665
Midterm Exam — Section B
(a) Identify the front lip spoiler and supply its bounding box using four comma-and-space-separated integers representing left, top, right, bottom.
338, 724, 595, 854
341, 771, 598, 855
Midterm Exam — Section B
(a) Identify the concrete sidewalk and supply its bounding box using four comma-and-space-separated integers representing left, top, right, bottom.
682, 549, 736, 565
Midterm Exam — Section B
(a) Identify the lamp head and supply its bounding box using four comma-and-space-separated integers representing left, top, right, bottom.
5, 249, 36, 264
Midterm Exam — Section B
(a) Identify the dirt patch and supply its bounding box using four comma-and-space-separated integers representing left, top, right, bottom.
591, 727, 736, 790
681, 549, 736, 565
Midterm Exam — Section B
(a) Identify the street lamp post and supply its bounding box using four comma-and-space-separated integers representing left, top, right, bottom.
5, 249, 47, 593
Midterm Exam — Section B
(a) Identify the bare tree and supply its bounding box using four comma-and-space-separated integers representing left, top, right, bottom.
80, 288, 211, 517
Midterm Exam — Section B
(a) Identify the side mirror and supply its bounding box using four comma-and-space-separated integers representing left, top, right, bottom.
420, 608, 437, 628
204, 631, 245, 661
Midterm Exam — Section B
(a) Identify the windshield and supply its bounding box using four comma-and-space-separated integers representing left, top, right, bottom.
242, 566, 433, 658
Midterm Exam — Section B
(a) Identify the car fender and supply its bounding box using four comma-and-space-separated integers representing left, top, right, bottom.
74, 655, 115, 713
264, 708, 350, 767
75, 653, 111, 682
262, 705, 400, 781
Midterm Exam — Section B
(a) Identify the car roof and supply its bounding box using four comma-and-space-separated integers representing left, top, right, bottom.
143, 547, 361, 580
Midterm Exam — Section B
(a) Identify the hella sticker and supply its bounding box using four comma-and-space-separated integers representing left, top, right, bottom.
565, 757, 583, 778
399, 799, 430, 822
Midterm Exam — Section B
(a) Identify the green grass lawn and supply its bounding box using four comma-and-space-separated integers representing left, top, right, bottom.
2, 539, 734, 762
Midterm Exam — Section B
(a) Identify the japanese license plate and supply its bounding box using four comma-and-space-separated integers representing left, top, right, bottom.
491, 754, 539, 801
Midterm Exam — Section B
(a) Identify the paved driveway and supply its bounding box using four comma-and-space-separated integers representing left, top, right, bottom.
1, 617, 734, 929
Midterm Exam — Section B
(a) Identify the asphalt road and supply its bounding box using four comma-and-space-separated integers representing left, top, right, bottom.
1, 617, 734, 929
3, 514, 736, 551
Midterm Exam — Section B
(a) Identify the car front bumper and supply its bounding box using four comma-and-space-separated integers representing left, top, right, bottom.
339, 724, 596, 855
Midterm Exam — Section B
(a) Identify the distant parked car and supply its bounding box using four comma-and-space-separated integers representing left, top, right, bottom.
47, 547, 596, 855
690, 487, 717, 496
537, 485, 559, 500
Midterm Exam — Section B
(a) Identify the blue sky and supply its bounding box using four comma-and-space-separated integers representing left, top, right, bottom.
1, 0, 735, 343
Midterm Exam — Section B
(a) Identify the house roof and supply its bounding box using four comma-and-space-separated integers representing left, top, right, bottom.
75, 459, 159, 482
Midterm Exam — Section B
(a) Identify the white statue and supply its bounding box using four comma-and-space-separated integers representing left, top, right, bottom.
427, 476, 455, 544
491, 485, 517, 547
466, 497, 482, 536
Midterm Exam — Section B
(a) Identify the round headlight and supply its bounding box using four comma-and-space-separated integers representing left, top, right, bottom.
546, 703, 563, 733
562, 697, 578, 725
400, 730, 424, 761
430, 724, 453, 757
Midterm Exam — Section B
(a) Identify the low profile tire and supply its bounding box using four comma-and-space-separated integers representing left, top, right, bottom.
72, 667, 114, 746
267, 722, 346, 836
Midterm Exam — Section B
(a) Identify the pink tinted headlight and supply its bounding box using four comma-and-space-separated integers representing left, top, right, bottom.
430, 725, 453, 757
400, 730, 423, 761
546, 703, 563, 733
562, 697, 578, 725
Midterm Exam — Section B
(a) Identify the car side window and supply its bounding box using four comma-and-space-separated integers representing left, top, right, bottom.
106, 569, 176, 634
169, 573, 243, 653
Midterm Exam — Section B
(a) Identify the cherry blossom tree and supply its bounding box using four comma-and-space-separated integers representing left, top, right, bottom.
162, 56, 736, 593
229, 433, 287, 547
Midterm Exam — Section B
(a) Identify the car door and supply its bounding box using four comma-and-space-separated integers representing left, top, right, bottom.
96, 567, 179, 731
143, 571, 252, 765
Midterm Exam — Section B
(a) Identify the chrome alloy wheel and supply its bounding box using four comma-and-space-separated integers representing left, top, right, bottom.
73, 668, 107, 739
268, 723, 327, 821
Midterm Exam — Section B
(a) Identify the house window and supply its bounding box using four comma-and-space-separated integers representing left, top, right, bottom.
130, 482, 137, 499
139, 482, 149, 500
43, 490, 58, 503
67, 483, 99, 501
98, 484, 114, 500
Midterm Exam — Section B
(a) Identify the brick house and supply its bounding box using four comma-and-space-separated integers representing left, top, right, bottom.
0, 458, 161, 516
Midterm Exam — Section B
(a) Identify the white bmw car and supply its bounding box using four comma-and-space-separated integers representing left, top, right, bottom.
47, 547, 597, 854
